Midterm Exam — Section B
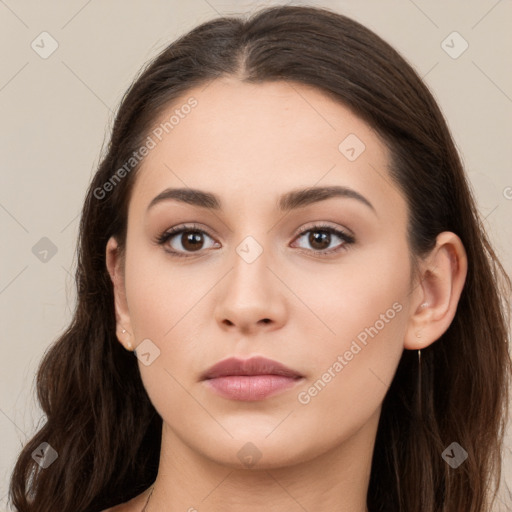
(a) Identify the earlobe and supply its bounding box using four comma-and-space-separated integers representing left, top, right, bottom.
105, 236, 134, 352
404, 232, 468, 350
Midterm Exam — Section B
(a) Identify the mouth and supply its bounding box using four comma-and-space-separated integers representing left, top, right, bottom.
201, 356, 304, 401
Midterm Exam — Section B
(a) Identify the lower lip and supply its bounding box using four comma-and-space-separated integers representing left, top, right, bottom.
203, 375, 303, 401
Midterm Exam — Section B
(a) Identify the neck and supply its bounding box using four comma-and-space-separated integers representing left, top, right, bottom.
145, 408, 379, 512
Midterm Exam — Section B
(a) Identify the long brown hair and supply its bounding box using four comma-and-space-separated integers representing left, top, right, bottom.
9, 5, 511, 511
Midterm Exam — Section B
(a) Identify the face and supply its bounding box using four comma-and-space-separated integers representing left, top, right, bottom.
110, 77, 417, 469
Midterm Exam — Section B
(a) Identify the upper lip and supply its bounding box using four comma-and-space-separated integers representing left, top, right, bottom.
201, 356, 303, 380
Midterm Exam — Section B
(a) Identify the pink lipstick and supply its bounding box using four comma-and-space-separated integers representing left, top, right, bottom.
201, 356, 304, 401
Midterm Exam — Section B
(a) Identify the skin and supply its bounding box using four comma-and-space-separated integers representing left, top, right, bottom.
104, 77, 467, 512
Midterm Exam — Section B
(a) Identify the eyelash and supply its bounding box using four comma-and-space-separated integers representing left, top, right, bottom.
155, 222, 355, 258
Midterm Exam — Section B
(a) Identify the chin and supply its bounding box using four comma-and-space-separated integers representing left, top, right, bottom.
193, 431, 318, 470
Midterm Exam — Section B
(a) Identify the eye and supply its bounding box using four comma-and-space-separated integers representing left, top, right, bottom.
155, 224, 218, 257
291, 223, 355, 256
155, 222, 355, 258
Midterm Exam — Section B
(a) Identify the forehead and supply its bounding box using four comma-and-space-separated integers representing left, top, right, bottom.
147, 77, 379, 157
128, 78, 404, 223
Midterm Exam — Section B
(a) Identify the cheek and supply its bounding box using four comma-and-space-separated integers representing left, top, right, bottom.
291, 239, 410, 345
123, 245, 207, 418
293, 311, 406, 454
123, 242, 211, 379
292, 240, 409, 412
124, 240, 196, 340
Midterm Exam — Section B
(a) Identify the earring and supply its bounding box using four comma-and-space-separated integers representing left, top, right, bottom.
417, 348, 422, 412
119, 328, 132, 351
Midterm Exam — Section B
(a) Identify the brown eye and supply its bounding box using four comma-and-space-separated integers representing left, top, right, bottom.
156, 226, 218, 256
307, 231, 331, 251
292, 225, 354, 254
180, 231, 206, 252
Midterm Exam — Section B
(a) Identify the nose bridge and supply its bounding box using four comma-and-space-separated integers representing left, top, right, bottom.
229, 232, 273, 302
213, 229, 287, 331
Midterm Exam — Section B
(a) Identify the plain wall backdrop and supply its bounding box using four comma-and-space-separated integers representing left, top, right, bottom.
1, 0, 511, 510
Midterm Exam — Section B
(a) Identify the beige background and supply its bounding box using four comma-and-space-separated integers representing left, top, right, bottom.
1, 0, 511, 510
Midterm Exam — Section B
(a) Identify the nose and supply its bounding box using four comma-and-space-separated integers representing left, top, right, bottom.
214, 245, 287, 336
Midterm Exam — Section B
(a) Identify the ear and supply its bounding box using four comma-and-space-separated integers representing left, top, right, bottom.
105, 236, 134, 352
404, 231, 468, 350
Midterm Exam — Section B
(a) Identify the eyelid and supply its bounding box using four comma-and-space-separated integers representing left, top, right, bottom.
294, 220, 354, 237
154, 222, 217, 256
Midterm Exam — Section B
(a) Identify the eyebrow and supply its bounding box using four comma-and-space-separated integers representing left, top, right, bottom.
146, 185, 376, 214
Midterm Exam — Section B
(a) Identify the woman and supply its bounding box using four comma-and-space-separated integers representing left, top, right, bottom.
9, 4, 511, 512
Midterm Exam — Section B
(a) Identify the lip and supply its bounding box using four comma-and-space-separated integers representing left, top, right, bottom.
201, 356, 304, 401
